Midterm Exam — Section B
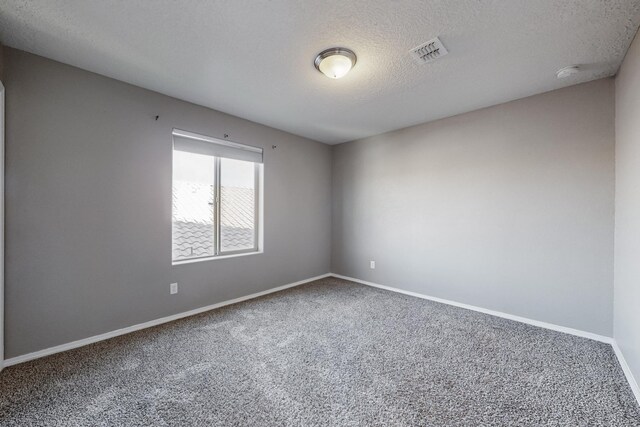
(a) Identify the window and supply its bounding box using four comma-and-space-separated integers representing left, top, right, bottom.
172, 129, 262, 263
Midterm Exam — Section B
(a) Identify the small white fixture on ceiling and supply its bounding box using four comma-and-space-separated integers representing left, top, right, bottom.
410, 37, 448, 64
314, 48, 357, 79
556, 65, 580, 79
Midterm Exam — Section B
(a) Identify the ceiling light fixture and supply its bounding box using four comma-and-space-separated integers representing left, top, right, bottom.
556, 65, 580, 79
314, 48, 357, 79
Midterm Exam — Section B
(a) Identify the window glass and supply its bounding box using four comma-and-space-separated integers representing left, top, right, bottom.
220, 158, 256, 252
172, 150, 216, 261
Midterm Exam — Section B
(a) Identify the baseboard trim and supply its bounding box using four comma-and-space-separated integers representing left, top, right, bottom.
5, 272, 639, 408
330, 273, 613, 343
330, 273, 640, 407
611, 342, 640, 405
3, 273, 331, 367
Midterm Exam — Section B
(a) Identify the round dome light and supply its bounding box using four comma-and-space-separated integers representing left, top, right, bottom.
556, 65, 580, 79
314, 48, 357, 79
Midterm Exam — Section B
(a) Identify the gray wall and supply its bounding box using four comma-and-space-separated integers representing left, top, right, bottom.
332, 79, 615, 336
614, 31, 640, 385
0, 42, 4, 80
3, 48, 332, 358
1, 46, 621, 358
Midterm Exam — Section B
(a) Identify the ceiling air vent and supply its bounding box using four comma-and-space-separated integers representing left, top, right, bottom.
410, 37, 448, 64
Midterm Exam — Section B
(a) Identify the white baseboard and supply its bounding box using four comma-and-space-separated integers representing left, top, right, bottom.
611, 342, 640, 405
4, 271, 639, 409
3, 273, 331, 367
330, 273, 640, 407
330, 273, 612, 343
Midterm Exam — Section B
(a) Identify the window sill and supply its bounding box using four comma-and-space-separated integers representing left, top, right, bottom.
172, 250, 263, 266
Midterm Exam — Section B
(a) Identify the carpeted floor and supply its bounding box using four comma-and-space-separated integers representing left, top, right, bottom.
1, 277, 639, 426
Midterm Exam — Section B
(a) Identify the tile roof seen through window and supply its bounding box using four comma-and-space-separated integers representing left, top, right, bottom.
172, 181, 255, 260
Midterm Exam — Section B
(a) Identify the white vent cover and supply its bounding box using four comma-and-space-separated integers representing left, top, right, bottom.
410, 37, 448, 64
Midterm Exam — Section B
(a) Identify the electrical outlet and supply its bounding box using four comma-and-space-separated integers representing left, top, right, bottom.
370, 261, 376, 269
170, 283, 178, 294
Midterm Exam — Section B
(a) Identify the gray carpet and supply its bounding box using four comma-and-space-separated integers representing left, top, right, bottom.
1, 277, 639, 426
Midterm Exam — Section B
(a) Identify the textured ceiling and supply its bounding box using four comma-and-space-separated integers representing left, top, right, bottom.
1, 1, 639, 144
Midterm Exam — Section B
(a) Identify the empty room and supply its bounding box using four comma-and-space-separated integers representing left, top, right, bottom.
1, 0, 640, 425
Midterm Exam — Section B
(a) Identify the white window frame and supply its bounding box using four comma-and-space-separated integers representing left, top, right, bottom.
171, 130, 264, 265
